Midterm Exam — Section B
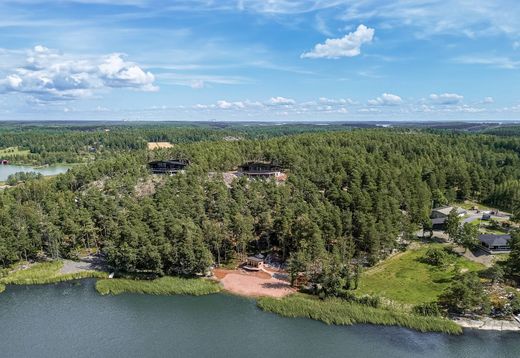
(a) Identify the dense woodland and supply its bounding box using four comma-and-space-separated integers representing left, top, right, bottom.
1, 127, 520, 289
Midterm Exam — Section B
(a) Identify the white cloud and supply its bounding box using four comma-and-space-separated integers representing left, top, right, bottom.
269, 96, 296, 105
452, 55, 520, 69
190, 79, 205, 89
301, 24, 374, 59
99, 53, 157, 91
0, 45, 157, 101
318, 97, 356, 105
429, 93, 463, 105
483, 96, 494, 104
367, 93, 402, 106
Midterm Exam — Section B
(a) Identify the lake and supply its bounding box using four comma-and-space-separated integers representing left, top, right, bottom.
0, 280, 519, 358
0, 164, 70, 182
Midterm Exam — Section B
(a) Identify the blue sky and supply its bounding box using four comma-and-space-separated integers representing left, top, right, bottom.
0, 0, 519, 121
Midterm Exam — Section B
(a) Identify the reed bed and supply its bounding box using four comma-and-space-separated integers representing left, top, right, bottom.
257, 294, 462, 335
96, 276, 222, 296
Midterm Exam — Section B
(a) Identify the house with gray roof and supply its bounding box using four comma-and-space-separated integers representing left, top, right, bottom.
430, 206, 467, 219
478, 234, 512, 253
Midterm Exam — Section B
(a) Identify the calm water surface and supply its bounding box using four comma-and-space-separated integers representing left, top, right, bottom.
0, 280, 518, 358
0, 164, 70, 181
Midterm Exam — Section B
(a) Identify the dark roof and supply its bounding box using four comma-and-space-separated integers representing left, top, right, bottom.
239, 161, 282, 170
247, 256, 264, 263
431, 217, 446, 225
149, 159, 189, 166
479, 234, 511, 247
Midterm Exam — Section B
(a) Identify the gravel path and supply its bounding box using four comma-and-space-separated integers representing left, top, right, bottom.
59, 255, 107, 274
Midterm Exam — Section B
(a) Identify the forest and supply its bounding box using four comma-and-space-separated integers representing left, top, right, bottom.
1, 126, 519, 292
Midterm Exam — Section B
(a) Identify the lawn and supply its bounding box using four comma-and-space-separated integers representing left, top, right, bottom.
0, 261, 107, 286
0, 146, 30, 157
356, 244, 485, 305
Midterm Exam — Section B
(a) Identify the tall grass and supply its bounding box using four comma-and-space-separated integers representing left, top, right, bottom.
0, 261, 108, 286
257, 294, 462, 335
96, 276, 222, 296
0, 284, 5, 293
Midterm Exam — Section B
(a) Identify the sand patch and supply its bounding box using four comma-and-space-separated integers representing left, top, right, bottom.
213, 268, 294, 298
147, 142, 174, 150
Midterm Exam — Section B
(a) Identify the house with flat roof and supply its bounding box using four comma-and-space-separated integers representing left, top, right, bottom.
148, 159, 189, 174
238, 161, 286, 181
430, 206, 467, 219
478, 234, 511, 253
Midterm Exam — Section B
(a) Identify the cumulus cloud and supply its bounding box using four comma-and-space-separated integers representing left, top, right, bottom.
0, 45, 157, 101
429, 93, 463, 105
301, 24, 374, 59
483, 96, 494, 104
367, 93, 402, 106
269, 96, 296, 105
98, 53, 157, 91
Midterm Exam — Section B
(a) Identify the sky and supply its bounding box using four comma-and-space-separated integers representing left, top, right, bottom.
0, 0, 519, 122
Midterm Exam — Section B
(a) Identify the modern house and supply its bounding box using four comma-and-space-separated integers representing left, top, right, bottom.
430, 206, 467, 219
478, 234, 512, 253
431, 217, 447, 231
243, 255, 264, 271
148, 159, 189, 174
238, 161, 286, 180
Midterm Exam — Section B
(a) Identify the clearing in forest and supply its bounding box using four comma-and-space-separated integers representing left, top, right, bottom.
147, 142, 174, 150
213, 268, 295, 298
356, 244, 485, 305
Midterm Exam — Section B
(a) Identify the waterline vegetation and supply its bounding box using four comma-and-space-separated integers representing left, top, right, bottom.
257, 294, 463, 335
96, 276, 222, 296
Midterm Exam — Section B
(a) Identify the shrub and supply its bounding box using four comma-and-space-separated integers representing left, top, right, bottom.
421, 247, 448, 266
413, 302, 441, 317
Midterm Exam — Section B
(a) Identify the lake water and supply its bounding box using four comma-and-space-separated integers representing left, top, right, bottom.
0, 164, 70, 181
0, 280, 519, 358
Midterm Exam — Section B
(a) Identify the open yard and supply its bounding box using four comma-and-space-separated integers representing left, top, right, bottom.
0, 146, 30, 158
356, 244, 485, 305
214, 268, 295, 298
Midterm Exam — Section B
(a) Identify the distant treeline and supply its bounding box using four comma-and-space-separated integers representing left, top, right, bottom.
0, 123, 352, 165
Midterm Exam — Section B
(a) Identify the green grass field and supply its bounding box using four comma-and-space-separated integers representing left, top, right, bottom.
258, 294, 462, 335
356, 244, 485, 305
0, 146, 30, 157
96, 276, 222, 296
0, 261, 107, 286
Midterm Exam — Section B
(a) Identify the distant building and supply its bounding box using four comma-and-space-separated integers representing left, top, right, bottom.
243, 255, 264, 271
478, 234, 512, 253
238, 161, 286, 180
430, 206, 467, 219
148, 159, 189, 174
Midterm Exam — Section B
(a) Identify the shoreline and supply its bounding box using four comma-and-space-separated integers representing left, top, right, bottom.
2, 261, 519, 334
453, 317, 520, 332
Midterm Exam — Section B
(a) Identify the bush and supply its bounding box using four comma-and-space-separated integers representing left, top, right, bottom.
357, 295, 381, 308
413, 302, 441, 317
421, 247, 449, 267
